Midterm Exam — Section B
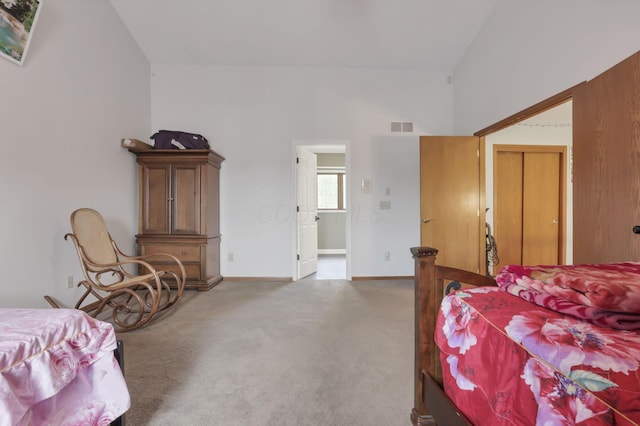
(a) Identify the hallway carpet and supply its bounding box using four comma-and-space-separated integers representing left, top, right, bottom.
117, 278, 414, 425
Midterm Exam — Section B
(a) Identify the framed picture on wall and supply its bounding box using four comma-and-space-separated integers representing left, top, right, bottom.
0, 0, 42, 66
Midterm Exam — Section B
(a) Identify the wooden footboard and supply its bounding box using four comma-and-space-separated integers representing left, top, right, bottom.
410, 247, 496, 426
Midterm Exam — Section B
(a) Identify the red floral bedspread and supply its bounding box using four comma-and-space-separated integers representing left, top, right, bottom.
436, 288, 640, 425
496, 262, 640, 329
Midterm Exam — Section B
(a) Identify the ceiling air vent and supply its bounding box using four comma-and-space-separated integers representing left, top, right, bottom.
390, 122, 402, 132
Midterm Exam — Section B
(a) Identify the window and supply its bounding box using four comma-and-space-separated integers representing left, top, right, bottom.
317, 172, 346, 210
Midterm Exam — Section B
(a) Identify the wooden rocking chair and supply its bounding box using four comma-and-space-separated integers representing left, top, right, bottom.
46, 208, 186, 332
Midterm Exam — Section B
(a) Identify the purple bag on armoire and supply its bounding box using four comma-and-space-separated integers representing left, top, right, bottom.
150, 130, 210, 149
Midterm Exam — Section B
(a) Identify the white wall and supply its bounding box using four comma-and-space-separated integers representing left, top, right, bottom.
453, 0, 640, 134
364, 135, 420, 276
151, 65, 450, 278
0, 1, 150, 308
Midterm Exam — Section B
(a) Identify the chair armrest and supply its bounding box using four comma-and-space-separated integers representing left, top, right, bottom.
117, 252, 187, 298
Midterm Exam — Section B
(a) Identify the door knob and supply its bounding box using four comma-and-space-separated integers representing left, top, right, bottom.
422, 218, 431, 223
315, 215, 320, 222
633, 226, 640, 234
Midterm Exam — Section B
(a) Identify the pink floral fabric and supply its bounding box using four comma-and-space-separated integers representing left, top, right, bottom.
0, 308, 130, 425
496, 262, 640, 329
436, 288, 640, 425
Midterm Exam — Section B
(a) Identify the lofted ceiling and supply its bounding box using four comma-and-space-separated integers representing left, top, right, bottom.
109, 0, 499, 71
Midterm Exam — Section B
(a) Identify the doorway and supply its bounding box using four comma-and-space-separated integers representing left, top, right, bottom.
484, 100, 573, 274
293, 141, 351, 281
420, 136, 484, 274
493, 145, 567, 268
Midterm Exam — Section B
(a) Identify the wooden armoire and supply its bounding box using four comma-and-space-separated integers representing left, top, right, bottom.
129, 146, 225, 291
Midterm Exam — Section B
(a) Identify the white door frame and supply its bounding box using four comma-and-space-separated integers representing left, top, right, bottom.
291, 140, 352, 281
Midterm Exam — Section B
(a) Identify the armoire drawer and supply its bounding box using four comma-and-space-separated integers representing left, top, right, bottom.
142, 244, 200, 262
151, 262, 201, 281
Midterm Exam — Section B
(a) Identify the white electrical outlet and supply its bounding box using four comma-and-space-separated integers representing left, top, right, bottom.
228, 252, 234, 262
384, 251, 390, 261
67, 275, 74, 289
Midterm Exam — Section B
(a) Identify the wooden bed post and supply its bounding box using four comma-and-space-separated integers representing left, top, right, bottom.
410, 247, 442, 425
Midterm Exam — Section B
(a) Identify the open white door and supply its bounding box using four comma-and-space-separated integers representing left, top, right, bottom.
296, 147, 318, 278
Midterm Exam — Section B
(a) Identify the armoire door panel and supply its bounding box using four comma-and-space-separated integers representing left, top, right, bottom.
172, 165, 201, 234
142, 165, 170, 234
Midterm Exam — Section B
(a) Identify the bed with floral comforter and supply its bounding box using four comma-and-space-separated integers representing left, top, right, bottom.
0, 308, 130, 425
436, 262, 640, 425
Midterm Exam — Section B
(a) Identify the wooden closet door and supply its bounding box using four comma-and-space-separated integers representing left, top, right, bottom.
573, 51, 640, 264
522, 152, 560, 265
494, 151, 523, 267
494, 146, 565, 268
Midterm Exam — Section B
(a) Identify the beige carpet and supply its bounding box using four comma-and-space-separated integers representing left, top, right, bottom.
117, 278, 414, 425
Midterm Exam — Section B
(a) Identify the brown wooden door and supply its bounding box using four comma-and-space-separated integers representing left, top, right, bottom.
420, 136, 484, 274
494, 151, 523, 267
171, 163, 201, 234
141, 163, 171, 234
522, 152, 562, 265
494, 146, 565, 268
573, 51, 640, 264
